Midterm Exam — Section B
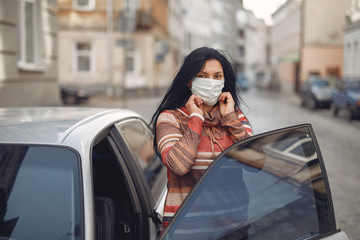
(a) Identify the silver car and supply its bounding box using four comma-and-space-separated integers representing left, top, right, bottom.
0, 108, 349, 240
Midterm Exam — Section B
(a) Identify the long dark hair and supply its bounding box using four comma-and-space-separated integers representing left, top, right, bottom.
150, 47, 243, 154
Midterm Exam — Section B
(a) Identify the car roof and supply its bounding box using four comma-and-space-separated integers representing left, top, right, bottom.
0, 107, 141, 145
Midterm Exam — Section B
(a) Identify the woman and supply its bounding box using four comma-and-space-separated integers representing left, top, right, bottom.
150, 47, 253, 228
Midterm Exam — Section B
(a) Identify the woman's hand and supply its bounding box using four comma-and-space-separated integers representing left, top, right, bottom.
219, 92, 235, 117
185, 94, 203, 116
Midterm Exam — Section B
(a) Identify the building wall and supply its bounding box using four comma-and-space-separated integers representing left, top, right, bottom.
182, 0, 211, 57
301, 0, 346, 81
278, 62, 297, 83
235, 8, 269, 84
271, 0, 302, 90
58, 30, 119, 87
244, 11, 261, 83
0, 0, 60, 107
272, 0, 302, 58
255, 19, 269, 75
343, 0, 360, 78
301, 46, 343, 79
167, 0, 184, 75
153, 0, 168, 32
210, 0, 237, 53
303, 0, 345, 46
58, 0, 172, 94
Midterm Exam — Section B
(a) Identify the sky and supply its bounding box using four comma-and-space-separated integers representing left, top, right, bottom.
243, 0, 287, 25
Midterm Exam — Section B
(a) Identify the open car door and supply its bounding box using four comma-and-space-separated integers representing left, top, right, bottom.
161, 124, 349, 240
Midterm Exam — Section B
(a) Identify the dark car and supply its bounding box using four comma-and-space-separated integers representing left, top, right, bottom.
331, 79, 360, 120
300, 77, 334, 109
0, 107, 349, 240
61, 86, 90, 104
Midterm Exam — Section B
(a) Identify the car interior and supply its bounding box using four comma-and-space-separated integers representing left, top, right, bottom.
92, 137, 135, 240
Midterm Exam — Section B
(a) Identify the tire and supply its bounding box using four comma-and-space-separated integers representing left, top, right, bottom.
346, 106, 355, 121
332, 104, 339, 116
63, 95, 77, 105
300, 97, 306, 107
308, 98, 317, 110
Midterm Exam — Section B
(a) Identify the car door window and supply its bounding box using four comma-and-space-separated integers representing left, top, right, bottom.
116, 119, 167, 202
163, 125, 335, 240
0, 145, 82, 240
92, 136, 139, 239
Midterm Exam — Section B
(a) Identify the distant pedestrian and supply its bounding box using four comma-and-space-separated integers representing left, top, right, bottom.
150, 47, 253, 230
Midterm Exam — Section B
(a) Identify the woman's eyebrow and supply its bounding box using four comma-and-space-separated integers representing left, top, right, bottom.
199, 71, 223, 74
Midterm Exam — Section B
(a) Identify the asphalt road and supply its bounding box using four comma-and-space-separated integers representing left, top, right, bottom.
84, 87, 360, 239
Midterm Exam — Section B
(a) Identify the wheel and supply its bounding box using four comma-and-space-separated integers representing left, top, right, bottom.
332, 104, 339, 116
63, 95, 77, 105
346, 106, 355, 121
300, 96, 306, 107
308, 98, 317, 110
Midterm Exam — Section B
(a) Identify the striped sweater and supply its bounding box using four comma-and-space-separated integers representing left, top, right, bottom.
156, 105, 253, 228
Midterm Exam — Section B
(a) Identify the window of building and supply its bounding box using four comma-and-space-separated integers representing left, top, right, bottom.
18, 0, 44, 71
125, 40, 135, 72
75, 42, 92, 73
73, 0, 95, 11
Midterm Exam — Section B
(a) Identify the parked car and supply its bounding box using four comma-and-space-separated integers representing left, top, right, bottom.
331, 79, 360, 120
255, 74, 271, 91
61, 86, 90, 104
0, 107, 167, 240
0, 108, 349, 240
236, 73, 250, 91
300, 77, 334, 109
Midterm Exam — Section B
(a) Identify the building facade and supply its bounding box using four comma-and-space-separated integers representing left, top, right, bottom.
344, 0, 360, 78
271, 0, 302, 92
167, 0, 184, 74
58, 0, 172, 97
0, 0, 60, 106
236, 8, 269, 84
301, 0, 345, 82
180, 0, 211, 58
210, 0, 238, 53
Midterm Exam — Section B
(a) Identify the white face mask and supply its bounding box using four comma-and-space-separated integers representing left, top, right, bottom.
191, 77, 225, 106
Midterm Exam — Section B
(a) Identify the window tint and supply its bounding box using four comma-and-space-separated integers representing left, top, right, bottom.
164, 127, 334, 240
116, 120, 166, 201
0, 145, 82, 240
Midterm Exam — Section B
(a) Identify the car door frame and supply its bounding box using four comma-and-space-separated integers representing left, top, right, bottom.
108, 118, 163, 237
161, 123, 341, 239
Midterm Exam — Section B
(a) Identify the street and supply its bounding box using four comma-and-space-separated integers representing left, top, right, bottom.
84, 88, 360, 239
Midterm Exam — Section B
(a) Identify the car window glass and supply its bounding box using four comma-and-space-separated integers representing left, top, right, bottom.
313, 79, 328, 87
0, 145, 82, 240
163, 127, 334, 240
116, 120, 166, 201
348, 81, 360, 91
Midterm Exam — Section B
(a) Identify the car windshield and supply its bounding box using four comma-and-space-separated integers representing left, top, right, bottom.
0, 145, 82, 240
313, 79, 330, 87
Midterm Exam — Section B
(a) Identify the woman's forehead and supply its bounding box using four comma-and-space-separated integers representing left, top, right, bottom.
201, 59, 223, 72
